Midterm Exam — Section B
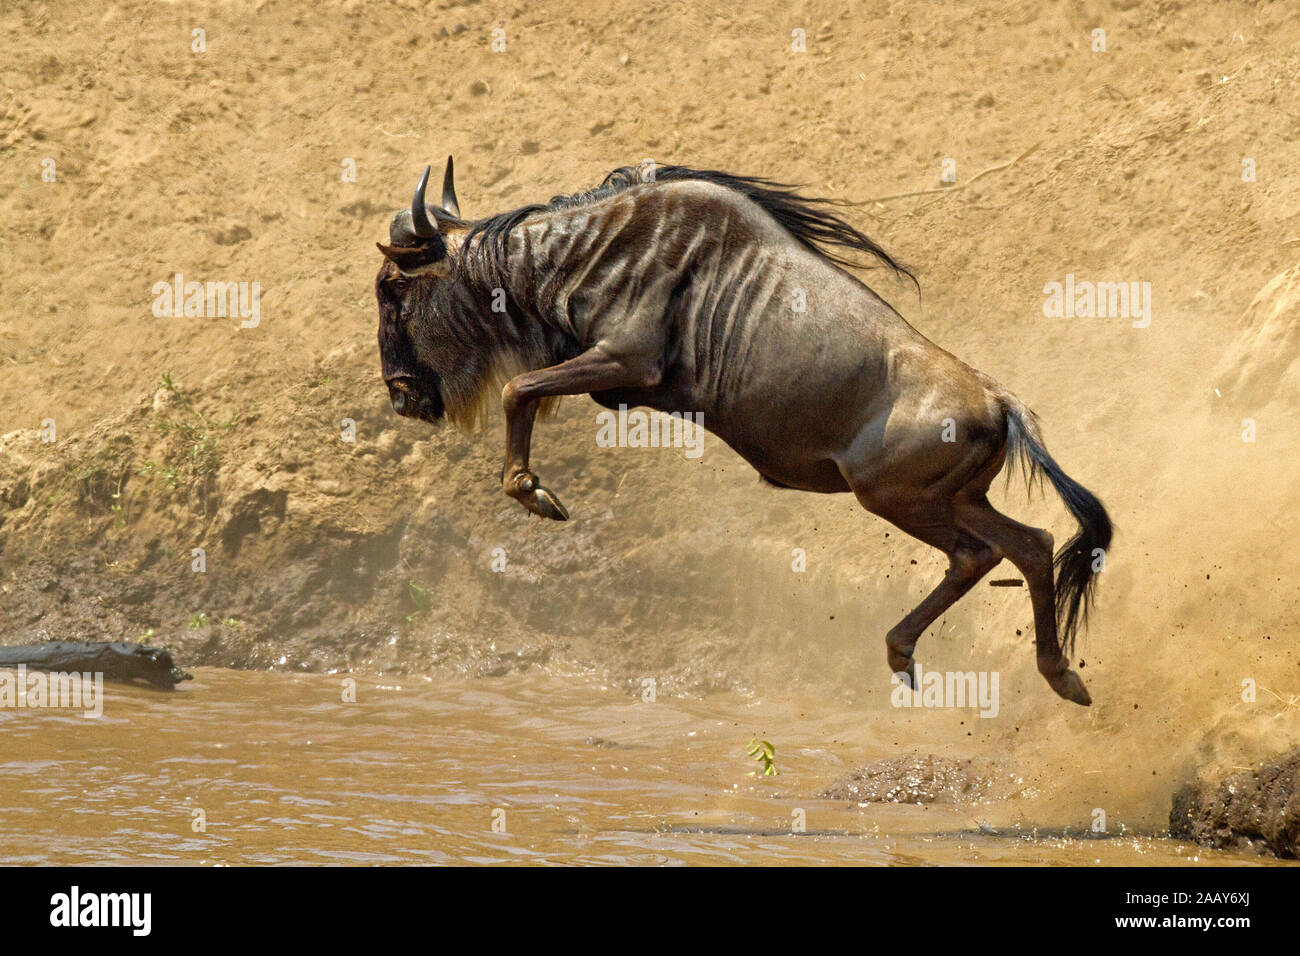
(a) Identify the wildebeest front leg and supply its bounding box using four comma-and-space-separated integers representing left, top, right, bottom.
501, 346, 659, 520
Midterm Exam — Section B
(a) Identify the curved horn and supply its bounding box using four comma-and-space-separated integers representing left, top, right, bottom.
441, 155, 460, 218
409, 165, 437, 239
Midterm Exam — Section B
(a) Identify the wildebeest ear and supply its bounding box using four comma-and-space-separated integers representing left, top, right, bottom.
377, 241, 450, 276
441, 155, 460, 218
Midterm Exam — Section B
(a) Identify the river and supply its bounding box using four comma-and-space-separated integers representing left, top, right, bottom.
0, 668, 1276, 866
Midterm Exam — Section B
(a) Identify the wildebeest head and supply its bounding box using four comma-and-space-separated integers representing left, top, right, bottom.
375, 157, 481, 426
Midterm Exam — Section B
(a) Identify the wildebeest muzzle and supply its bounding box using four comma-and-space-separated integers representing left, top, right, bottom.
385, 374, 444, 423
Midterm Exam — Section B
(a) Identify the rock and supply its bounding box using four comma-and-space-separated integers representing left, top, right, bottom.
1170, 748, 1300, 858
339, 197, 385, 220
1213, 265, 1300, 407
211, 223, 253, 246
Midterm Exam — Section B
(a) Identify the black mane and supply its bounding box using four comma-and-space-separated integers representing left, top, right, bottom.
461, 163, 918, 296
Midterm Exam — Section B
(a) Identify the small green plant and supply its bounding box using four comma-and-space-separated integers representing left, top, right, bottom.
746, 738, 779, 777
222, 617, 243, 629
140, 373, 238, 514
136, 628, 155, 643
187, 612, 209, 630
404, 580, 431, 623
109, 475, 127, 527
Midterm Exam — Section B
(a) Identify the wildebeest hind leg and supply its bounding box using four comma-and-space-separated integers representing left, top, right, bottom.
955, 495, 1091, 706
874, 511, 1002, 687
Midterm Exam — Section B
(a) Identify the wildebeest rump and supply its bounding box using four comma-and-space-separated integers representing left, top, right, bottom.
375, 159, 1112, 704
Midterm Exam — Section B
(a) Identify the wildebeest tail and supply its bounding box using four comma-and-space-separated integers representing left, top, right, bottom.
1000, 395, 1112, 657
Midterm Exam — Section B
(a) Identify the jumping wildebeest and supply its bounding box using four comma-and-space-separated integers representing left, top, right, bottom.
375, 158, 1112, 704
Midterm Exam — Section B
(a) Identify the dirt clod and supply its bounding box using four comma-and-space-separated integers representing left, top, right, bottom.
820, 754, 1028, 805
1170, 748, 1300, 859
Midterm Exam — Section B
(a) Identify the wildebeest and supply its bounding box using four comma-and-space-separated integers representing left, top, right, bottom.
375, 158, 1111, 704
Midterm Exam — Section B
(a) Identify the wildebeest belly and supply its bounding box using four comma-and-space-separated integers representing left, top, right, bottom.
589, 385, 857, 493
705, 418, 856, 493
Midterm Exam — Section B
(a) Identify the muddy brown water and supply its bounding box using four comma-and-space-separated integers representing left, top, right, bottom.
0, 668, 1275, 866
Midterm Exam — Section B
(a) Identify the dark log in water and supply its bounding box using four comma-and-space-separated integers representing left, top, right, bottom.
1170, 748, 1300, 859
0, 642, 192, 690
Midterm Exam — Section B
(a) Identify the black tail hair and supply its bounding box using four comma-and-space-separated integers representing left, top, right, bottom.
1004, 402, 1113, 657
